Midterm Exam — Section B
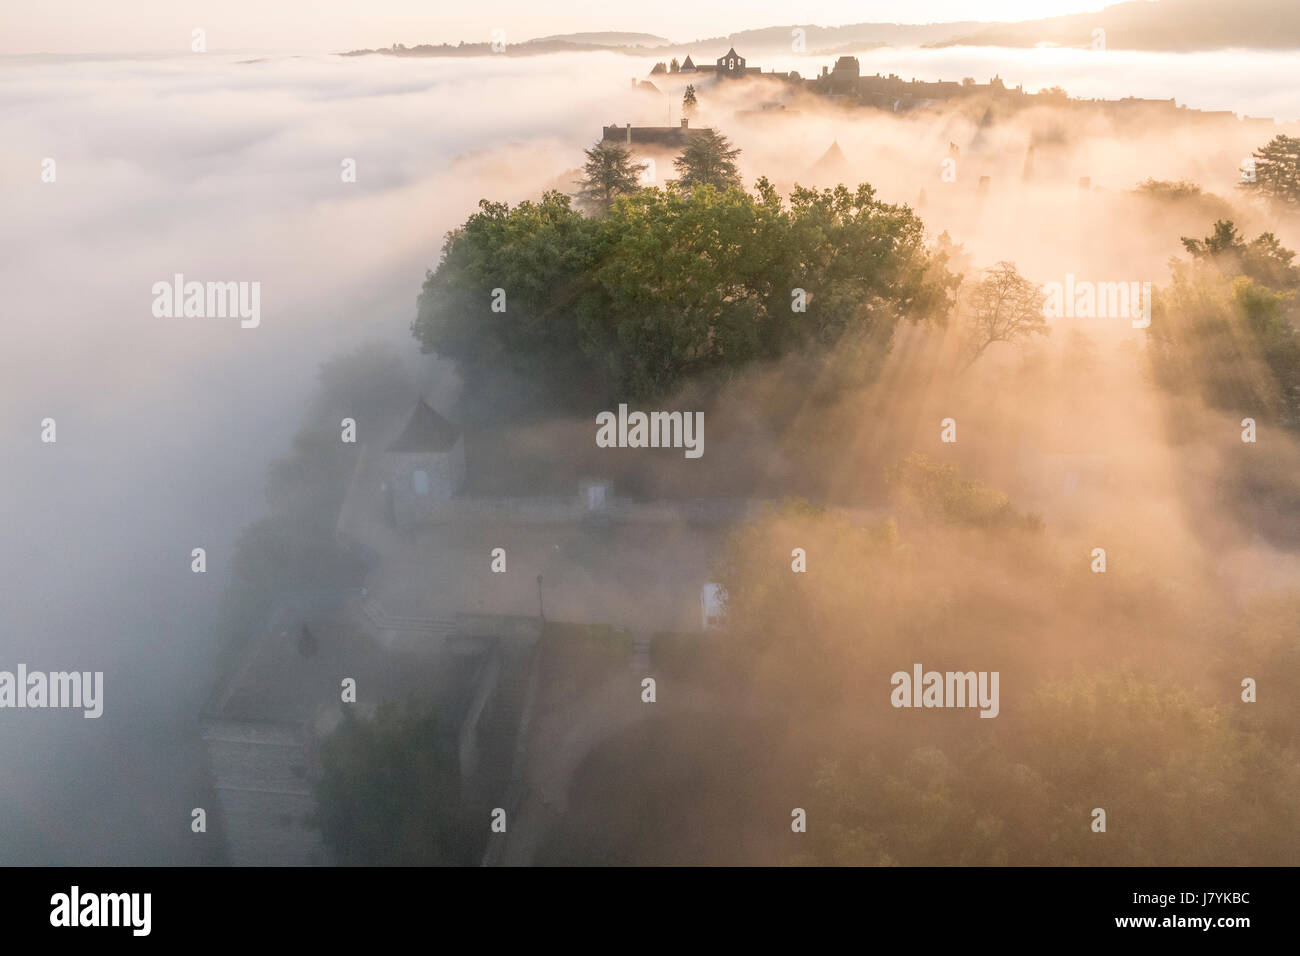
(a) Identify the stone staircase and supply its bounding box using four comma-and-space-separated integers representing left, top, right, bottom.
631, 632, 652, 672
475, 641, 538, 794
477, 639, 542, 867
351, 597, 457, 651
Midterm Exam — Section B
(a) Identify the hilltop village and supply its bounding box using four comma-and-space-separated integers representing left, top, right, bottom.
629, 45, 1278, 130
596, 44, 1289, 198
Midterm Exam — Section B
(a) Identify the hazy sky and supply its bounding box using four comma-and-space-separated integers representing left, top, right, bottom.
4, 1, 1113, 55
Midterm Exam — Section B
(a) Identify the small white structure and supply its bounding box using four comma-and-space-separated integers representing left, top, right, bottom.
700, 582, 726, 630
579, 478, 612, 512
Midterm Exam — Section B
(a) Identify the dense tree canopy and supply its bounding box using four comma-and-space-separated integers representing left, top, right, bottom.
713, 490, 1299, 865
413, 179, 959, 411
537, 471, 1300, 864
802, 671, 1296, 866
313, 701, 470, 865
1152, 220, 1300, 427
1180, 219, 1300, 290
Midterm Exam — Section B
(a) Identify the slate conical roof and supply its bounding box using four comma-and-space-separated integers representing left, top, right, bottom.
815, 139, 846, 165
807, 139, 851, 182
387, 399, 461, 453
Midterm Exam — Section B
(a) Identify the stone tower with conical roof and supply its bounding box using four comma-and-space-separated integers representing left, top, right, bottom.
383, 399, 466, 526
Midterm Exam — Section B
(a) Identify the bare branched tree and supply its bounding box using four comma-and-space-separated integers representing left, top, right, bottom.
962, 260, 1049, 369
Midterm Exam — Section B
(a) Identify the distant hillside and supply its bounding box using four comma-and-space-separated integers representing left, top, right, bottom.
342, 38, 652, 57
934, 0, 1300, 50
530, 32, 670, 47
344, 0, 1300, 59
343, 23, 994, 59
664, 22, 991, 55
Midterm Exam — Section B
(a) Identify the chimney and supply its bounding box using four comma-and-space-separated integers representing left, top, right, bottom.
681, 117, 689, 128
626, 122, 631, 144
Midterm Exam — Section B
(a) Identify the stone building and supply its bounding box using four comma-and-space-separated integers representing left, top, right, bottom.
383, 399, 466, 526
601, 117, 710, 149
716, 46, 748, 78
828, 55, 860, 93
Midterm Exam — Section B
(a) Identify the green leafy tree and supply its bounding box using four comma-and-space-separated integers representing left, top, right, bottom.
1242, 133, 1300, 207
413, 179, 957, 408
682, 84, 697, 117
885, 453, 1043, 530
412, 191, 601, 411
669, 57, 680, 73
673, 128, 742, 191
781, 181, 960, 345
576, 141, 646, 214
313, 701, 471, 865
1152, 223, 1300, 426
1133, 179, 1235, 222
1135, 178, 1205, 203
1181, 219, 1300, 290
